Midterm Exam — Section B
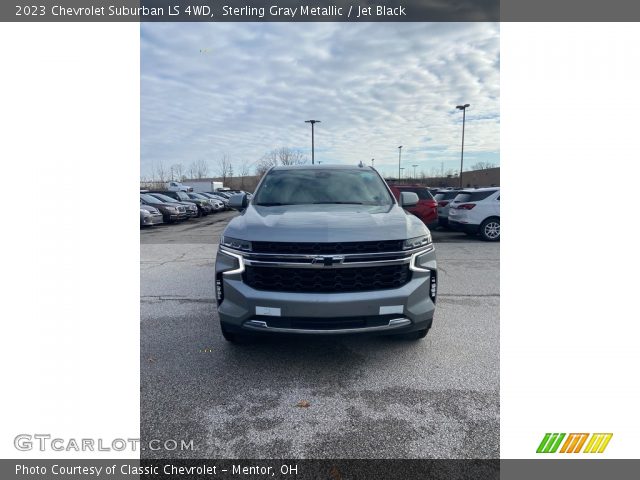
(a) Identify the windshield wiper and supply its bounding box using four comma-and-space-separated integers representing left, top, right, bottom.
255, 202, 295, 206
312, 201, 364, 205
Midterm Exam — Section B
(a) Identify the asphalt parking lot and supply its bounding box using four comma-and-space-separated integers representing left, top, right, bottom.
140, 212, 499, 458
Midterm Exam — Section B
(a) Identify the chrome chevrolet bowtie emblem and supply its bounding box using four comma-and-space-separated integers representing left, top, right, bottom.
312, 255, 345, 266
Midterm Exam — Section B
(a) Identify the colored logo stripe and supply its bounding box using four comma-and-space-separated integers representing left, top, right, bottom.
583, 433, 613, 453
536, 433, 566, 453
537, 433, 613, 453
560, 433, 589, 453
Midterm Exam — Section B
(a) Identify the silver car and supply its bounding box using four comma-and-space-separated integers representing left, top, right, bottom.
215, 165, 437, 342
140, 203, 164, 226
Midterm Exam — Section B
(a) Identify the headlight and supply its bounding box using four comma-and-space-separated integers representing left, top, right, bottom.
220, 236, 252, 252
403, 234, 432, 250
167, 206, 177, 213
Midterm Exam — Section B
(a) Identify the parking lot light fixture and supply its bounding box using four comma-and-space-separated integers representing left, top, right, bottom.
305, 120, 321, 164
412, 164, 419, 179
398, 146, 403, 179
456, 104, 470, 189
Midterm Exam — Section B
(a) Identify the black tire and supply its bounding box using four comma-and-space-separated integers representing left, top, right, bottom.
480, 217, 500, 242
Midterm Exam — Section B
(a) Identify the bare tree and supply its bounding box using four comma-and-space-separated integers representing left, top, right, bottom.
239, 159, 251, 189
255, 147, 307, 178
255, 152, 277, 178
471, 161, 496, 170
171, 163, 185, 181
187, 162, 198, 180
155, 162, 167, 183
276, 147, 307, 166
186, 160, 208, 180
216, 155, 233, 183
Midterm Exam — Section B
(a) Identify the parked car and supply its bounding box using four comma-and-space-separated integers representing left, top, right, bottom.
197, 193, 226, 211
166, 181, 193, 192
448, 188, 500, 241
140, 193, 188, 223
158, 192, 213, 217
225, 189, 253, 200
203, 192, 230, 209
433, 189, 461, 227
388, 184, 438, 229
152, 190, 212, 216
215, 164, 437, 342
212, 191, 232, 200
147, 192, 199, 218
187, 192, 221, 212
140, 203, 164, 227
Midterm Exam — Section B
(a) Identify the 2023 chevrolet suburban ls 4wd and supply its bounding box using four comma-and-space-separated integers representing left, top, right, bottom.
214, 165, 437, 342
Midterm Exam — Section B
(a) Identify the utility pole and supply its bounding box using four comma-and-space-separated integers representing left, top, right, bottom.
456, 104, 470, 188
412, 164, 418, 180
305, 120, 321, 164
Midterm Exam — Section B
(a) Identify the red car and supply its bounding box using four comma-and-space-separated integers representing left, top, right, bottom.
389, 184, 439, 229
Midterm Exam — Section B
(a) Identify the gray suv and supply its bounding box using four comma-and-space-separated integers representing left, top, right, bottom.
215, 165, 437, 342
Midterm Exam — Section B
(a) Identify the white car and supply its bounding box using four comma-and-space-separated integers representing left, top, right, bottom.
448, 188, 500, 241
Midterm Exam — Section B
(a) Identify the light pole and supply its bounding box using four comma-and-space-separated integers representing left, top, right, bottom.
412, 164, 418, 180
400, 167, 405, 179
305, 120, 320, 164
456, 104, 470, 188
398, 146, 403, 180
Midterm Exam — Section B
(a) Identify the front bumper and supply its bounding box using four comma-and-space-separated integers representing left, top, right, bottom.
215, 248, 436, 335
141, 214, 164, 226
166, 212, 188, 221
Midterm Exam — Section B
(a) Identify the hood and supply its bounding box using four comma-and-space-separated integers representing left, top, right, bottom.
140, 205, 160, 214
223, 203, 428, 243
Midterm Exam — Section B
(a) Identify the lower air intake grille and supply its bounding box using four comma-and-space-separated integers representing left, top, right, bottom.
244, 264, 411, 293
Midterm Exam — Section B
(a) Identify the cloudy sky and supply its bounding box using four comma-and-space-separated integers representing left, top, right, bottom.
141, 23, 499, 179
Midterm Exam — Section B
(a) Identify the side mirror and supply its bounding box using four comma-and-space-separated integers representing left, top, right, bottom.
228, 193, 248, 211
399, 191, 419, 207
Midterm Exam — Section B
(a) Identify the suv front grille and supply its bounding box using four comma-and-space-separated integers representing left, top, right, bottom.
251, 240, 405, 255
244, 264, 411, 293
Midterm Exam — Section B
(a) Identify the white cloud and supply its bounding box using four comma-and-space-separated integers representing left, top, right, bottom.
141, 22, 499, 178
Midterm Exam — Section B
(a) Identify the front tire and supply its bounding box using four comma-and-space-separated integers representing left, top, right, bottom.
480, 217, 500, 242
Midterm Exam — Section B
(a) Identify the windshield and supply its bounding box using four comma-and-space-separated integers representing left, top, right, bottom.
189, 193, 206, 200
254, 168, 393, 206
435, 191, 459, 201
151, 193, 178, 203
175, 191, 190, 201
140, 194, 162, 203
